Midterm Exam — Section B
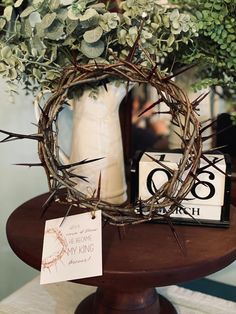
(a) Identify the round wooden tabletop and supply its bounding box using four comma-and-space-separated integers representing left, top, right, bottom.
6, 192, 236, 289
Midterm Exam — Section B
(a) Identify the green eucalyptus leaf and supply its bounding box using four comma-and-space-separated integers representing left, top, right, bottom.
31, 47, 38, 57
172, 19, 180, 29
0, 62, 7, 72
32, 36, 45, 52
29, 11, 41, 27
36, 50, 46, 63
170, 9, 179, 21
1, 46, 12, 59
167, 34, 175, 47
21, 18, 32, 38
8, 68, 17, 80
41, 13, 57, 29
196, 11, 203, 19
213, 4, 222, 10
45, 70, 60, 80
0, 18, 6, 30
150, 23, 158, 31
20, 6, 36, 18
230, 50, 236, 57
33, 68, 42, 80
204, 3, 212, 9
6, 55, 16, 67
35, 22, 45, 37
32, 0, 43, 6
45, 24, 65, 40
14, 0, 24, 8
46, 30, 64, 40
50, 46, 57, 62
19, 42, 29, 55
63, 36, 76, 45
83, 26, 103, 43
60, 0, 73, 5
220, 44, 227, 50
4, 6, 13, 22
16, 59, 25, 71
47, 19, 62, 32
142, 29, 152, 40
68, 7, 80, 21
81, 8, 98, 20
167, 47, 173, 53
66, 19, 78, 34
162, 15, 170, 28
57, 8, 68, 21
129, 26, 138, 36
49, 0, 60, 10
80, 39, 104, 58
79, 9, 99, 27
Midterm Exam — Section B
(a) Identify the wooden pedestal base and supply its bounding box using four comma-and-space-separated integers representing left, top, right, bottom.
75, 288, 177, 314
6, 194, 236, 314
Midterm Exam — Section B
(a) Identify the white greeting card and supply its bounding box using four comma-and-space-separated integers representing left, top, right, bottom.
40, 210, 102, 284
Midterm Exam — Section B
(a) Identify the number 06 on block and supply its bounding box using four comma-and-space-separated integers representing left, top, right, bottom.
136, 152, 231, 227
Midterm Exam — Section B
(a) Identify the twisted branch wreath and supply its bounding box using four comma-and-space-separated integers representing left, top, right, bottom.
35, 59, 204, 226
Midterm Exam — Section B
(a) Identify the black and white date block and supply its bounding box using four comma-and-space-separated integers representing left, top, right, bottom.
132, 152, 231, 226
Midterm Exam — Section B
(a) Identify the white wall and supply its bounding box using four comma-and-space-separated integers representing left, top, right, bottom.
0, 79, 48, 300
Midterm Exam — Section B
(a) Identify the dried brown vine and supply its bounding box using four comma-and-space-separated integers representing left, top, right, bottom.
32, 59, 205, 226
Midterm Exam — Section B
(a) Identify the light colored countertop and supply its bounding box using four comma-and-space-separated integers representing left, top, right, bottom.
0, 277, 235, 314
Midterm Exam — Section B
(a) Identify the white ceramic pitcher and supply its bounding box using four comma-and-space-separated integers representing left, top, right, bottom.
35, 82, 131, 204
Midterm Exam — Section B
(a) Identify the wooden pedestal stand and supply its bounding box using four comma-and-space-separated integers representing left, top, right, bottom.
6, 193, 236, 314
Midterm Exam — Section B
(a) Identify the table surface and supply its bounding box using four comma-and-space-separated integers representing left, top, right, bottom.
6, 193, 236, 289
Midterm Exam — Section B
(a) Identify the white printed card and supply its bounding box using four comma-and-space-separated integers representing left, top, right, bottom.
40, 210, 102, 284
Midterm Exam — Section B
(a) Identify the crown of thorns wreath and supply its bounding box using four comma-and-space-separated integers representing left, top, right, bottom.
26, 58, 209, 226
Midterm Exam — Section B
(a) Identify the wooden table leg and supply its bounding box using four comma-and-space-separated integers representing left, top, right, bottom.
75, 287, 177, 314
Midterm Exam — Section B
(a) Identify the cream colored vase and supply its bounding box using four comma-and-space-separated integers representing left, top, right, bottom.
69, 83, 129, 204
35, 83, 130, 204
